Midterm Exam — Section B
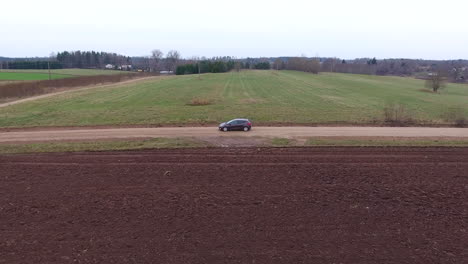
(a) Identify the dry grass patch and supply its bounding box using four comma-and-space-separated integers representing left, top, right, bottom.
187, 98, 213, 106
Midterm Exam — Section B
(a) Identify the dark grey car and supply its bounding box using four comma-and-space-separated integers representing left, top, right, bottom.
219, 119, 252, 132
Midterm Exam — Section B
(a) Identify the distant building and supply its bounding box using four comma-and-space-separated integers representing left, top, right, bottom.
118, 65, 132, 70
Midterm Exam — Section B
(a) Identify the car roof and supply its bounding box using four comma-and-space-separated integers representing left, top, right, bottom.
230, 118, 249, 121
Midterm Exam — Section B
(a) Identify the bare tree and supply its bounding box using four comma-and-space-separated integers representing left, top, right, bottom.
165, 50, 181, 73
286, 57, 319, 74
150, 49, 164, 73
321, 58, 340, 72
234, 61, 242, 72
426, 69, 447, 92
273, 58, 283, 70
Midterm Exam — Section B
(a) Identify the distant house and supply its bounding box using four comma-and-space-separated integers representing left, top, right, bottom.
105, 64, 114, 69
159, 70, 173, 74
118, 65, 132, 71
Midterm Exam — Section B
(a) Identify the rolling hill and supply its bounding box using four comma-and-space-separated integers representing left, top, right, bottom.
0, 70, 467, 128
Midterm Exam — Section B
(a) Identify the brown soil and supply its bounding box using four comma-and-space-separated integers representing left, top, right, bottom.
1, 147, 467, 263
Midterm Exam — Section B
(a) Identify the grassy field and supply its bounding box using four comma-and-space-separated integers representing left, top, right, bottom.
0, 69, 129, 81
0, 70, 467, 128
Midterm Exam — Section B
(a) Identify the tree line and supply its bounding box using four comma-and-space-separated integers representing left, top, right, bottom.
0, 61, 63, 70
56, 51, 131, 69
1, 51, 467, 83
318, 57, 468, 83
176, 60, 237, 75
0, 51, 132, 70
131, 49, 182, 73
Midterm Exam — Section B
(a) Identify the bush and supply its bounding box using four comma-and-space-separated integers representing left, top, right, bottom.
253, 62, 271, 70
176, 60, 236, 75
383, 103, 413, 126
443, 107, 467, 127
176, 64, 199, 75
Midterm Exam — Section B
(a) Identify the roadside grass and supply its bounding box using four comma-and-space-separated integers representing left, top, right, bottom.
1, 70, 468, 128
305, 137, 468, 147
270, 137, 295, 146
2, 136, 468, 154
0, 137, 209, 154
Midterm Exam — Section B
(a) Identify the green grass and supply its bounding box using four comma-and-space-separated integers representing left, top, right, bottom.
0, 138, 209, 154
0, 69, 129, 80
1, 136, 467, 154
0, 70, 468, 128
270, 137, 295, 146
46, 69, 131, 76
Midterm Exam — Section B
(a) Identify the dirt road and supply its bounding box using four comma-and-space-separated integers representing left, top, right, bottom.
1, 147, 467, 263
0, 126, 467, 143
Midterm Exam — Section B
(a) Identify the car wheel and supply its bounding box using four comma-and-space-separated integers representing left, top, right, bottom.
243, 127, 249, 132
223, 127, 228, 132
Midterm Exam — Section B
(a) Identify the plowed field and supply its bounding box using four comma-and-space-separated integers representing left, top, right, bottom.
1, 147, 467, 263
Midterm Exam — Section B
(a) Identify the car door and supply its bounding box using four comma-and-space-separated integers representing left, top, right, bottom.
238, 120, 247, 130
236, 120, 246, 130
226, 120, 236, 130
230, 120, 241, 130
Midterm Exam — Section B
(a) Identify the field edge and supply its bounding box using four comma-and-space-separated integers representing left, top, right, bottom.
2, 136, 468, 154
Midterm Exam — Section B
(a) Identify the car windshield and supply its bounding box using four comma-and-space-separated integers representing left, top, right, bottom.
227, 120, 236, 124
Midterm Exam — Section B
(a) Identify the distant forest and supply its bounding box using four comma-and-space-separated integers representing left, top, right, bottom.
0, 51, 131, 70
1, 51, 467, 83
56, 51, 131, 69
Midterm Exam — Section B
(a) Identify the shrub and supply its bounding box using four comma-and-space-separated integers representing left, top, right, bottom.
383, 103, 413, 126
253, 62, 271, 70
176, 60, 236, 75
443, 107, 467, 127
271, 138, 293, 146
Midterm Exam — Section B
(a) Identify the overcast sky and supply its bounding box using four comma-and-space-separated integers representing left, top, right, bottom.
1, 0, 467, 59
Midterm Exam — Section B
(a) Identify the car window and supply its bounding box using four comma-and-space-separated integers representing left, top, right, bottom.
228, 120, 247, 125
